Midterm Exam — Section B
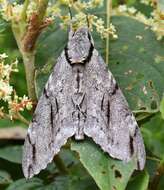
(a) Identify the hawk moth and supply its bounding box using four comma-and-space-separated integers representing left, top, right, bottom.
22, 27, 145, 179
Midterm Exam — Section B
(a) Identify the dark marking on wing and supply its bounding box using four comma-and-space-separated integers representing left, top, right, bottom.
32, 145, 36, 163
111, 83, 119, 95
27, 134, 32, 145
137, 161, 140, 170
43, 88, 49, 98
50, 104, 53, 127
129, 136, 134, 156
101, 95, 104, 111
107, 101, 110, 125
55, 98, 59, 113
134, 127, 138, 137
27, 134, 36, 163
76, 69, 80, 91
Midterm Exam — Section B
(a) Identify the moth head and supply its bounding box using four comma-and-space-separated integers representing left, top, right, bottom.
66, 27, 94, 64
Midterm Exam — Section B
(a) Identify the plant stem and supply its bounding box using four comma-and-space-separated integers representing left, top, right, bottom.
37, 0, 49, 22
106, 0, 112, 65
22, 51, 37, 101
3, 113, 29, 125
15, 112, 30, 125
21, 0, 30, 21
53, 155, 69, 174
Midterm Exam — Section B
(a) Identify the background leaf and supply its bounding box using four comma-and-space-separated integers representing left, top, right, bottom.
142, 114, 164, 159
0, 170, 13, 185
6, 178, 44, 190
126, 170, 149, 190
0, 146, 22, 164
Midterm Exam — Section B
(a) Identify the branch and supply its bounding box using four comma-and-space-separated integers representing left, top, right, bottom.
12, 0, 50, 101
105, 0, 112, 65
149, 161, 164, 190
53, 155, 69, 174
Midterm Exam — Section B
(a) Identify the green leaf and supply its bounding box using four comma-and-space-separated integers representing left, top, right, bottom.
126, 170, 149, 190
108, 16, 164, 111
6, 165, 98, 190
0, 146, 22, 164
0, 18, 16, 50
142, 114, 164, 158
6, 178, 43, 190
71, 139, 136, 190
0, 19, 8, 33
0, 170, 13, 185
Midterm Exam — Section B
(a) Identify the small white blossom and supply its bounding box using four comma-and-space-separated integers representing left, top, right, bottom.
118, 5, 128, 12
128, 7, 137, 14
0, 80, 13, 101
0, 53, 8, 59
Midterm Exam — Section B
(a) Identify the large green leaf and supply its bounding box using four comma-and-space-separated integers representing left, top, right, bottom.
71, 139, 136, 190
126, 170, 149, 190
142, 114, 164, 158
0, 146, 22, 164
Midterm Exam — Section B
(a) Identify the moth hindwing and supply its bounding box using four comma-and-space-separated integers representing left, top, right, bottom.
22, 27, 145, 179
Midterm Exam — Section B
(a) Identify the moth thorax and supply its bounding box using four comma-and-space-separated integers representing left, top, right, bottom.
67, 28, 92, 64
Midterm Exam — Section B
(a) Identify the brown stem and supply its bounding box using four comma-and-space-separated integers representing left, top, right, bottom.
149, 162, 164, 190
53, 155, 69, 175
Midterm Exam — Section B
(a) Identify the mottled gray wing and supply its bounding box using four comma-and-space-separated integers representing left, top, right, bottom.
22, 52, 76, 179
84, 49, 145, 170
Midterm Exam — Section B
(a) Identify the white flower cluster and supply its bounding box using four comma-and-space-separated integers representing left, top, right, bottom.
0, 53, 18, 101
0, 53, 32, 119
114, 4, 164, 40
0, 0, 38, 22
60, 12, 118, 39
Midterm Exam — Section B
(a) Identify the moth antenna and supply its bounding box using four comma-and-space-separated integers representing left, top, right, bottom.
68, 6, 73, 20
67, 6, 74, 38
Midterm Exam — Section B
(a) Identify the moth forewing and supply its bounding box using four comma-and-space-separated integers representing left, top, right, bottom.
22, 27, 145, 179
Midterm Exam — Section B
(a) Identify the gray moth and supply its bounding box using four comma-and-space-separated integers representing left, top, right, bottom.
22, 27, 146, 179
